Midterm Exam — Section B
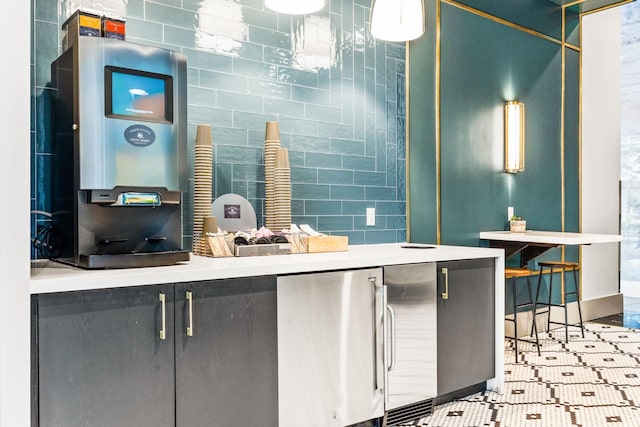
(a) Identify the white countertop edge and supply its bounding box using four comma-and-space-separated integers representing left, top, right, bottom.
30, 243, 504, 294
479, 230, 622, 245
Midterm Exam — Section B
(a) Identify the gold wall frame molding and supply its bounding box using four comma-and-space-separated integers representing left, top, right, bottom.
441, 0, 565, 46
435, 0, 442, 244
566, 43, 581, 52
406, 40, 412, 243
561, 5, 568, 263
563, 0, 633, 14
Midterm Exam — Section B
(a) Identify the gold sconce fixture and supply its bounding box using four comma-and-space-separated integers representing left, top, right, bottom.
370, 0, 425, 42
265, 0, 326, 14
504, 101, 525, 174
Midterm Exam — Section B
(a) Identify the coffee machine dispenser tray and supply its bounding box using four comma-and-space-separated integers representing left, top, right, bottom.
51, 187, 190, 269
114, 192, 161, 206
88, 188, 181, 206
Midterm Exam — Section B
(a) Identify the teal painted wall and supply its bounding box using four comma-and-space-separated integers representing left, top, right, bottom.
408, 0, 580, 256
408, 0, 581, 309
407, 1, 438, 243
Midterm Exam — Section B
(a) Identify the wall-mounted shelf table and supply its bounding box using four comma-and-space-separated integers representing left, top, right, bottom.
479, 230, 622, 267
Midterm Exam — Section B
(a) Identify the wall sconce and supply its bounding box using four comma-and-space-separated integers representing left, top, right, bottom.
265, 0, 326, 14
370, 0, 425, 42
504, 101, 525, 173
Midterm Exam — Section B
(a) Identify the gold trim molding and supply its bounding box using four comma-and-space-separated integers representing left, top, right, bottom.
441, 0, 564, 46
564, 0, 633, 14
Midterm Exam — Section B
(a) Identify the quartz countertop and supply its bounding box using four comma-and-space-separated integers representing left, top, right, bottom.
30, 243, 504, 294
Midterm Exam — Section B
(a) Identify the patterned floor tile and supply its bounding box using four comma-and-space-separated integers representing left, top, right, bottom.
399, 322, 640, 427
596, 367, 640, 387
421, 398, 498, 427
489, 382, 554, 405
535, 365, 603, 385
496, 402, 574, 427
571, 405, 640, 426
553, 383, 633, 406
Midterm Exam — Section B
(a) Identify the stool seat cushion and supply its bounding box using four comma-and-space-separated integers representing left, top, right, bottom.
538, 260, 579, 268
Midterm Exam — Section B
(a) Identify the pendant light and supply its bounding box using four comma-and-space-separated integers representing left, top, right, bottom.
370, 0, 425, 42
265, 0, 326, 14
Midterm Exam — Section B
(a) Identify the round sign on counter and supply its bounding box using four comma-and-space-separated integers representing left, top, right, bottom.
211, 193, 258, 232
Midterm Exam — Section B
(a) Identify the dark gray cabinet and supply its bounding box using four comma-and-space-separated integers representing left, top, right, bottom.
436, 259, 495, 398
36, 284, 176, 427
174, 277, 278, 427
35, 276, 277, 427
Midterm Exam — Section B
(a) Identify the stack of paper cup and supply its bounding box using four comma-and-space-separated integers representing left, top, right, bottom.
193, 124, 213, 255
273, 147, 291, 231
264, 121, 281, 230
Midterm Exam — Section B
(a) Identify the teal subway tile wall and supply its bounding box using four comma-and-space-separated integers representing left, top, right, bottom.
30, 0, 407, 256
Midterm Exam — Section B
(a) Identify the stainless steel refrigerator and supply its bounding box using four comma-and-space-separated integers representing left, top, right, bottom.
277, 263, 437, 426
277, 268, 385, 427
383, 263, 437, 425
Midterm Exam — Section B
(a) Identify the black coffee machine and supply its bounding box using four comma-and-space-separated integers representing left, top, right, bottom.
51, 37, 190, 269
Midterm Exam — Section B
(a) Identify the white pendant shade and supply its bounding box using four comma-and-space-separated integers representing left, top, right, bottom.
370, 0, 425, 42
265, 0, 326, 14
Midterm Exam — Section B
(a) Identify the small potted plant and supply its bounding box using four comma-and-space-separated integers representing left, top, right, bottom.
509, 215, 526, 233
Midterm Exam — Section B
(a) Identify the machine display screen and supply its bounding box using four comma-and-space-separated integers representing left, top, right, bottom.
105, 66, 173, 123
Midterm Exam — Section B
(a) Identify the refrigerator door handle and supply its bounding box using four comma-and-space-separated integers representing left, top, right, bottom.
382, 283, 389, 404
386, 303, 397, 372
371, 276, 385, 394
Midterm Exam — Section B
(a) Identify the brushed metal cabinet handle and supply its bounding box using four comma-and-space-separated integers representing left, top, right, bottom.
159, 293, 167, 340
441, 267, 449, 300
186, 290, 194, 337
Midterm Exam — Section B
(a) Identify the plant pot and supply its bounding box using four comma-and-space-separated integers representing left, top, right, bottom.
510, 220, 526, 233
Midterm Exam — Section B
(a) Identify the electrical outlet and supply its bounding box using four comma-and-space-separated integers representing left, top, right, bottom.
366, 208, 375, 226
508, 206, 514, 220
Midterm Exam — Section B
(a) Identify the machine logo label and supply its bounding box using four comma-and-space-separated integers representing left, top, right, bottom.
124, 125, 156, 147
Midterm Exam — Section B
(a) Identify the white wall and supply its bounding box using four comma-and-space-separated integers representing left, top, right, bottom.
0, 0, 31, 423
581, 8, 622, 301
0, 0, 31, 425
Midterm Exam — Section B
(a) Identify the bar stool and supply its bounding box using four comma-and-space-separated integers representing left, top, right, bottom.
534, 261, 584, 343
505, 268, 541, 363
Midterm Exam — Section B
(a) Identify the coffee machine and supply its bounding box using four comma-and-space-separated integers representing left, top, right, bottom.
51, 37, 189, 269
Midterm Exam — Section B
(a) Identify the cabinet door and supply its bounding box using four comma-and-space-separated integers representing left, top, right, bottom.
174, 276, 278, 427
277, 269, 385, 427
37, 285, 175, 427
436, 259, 495, 397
